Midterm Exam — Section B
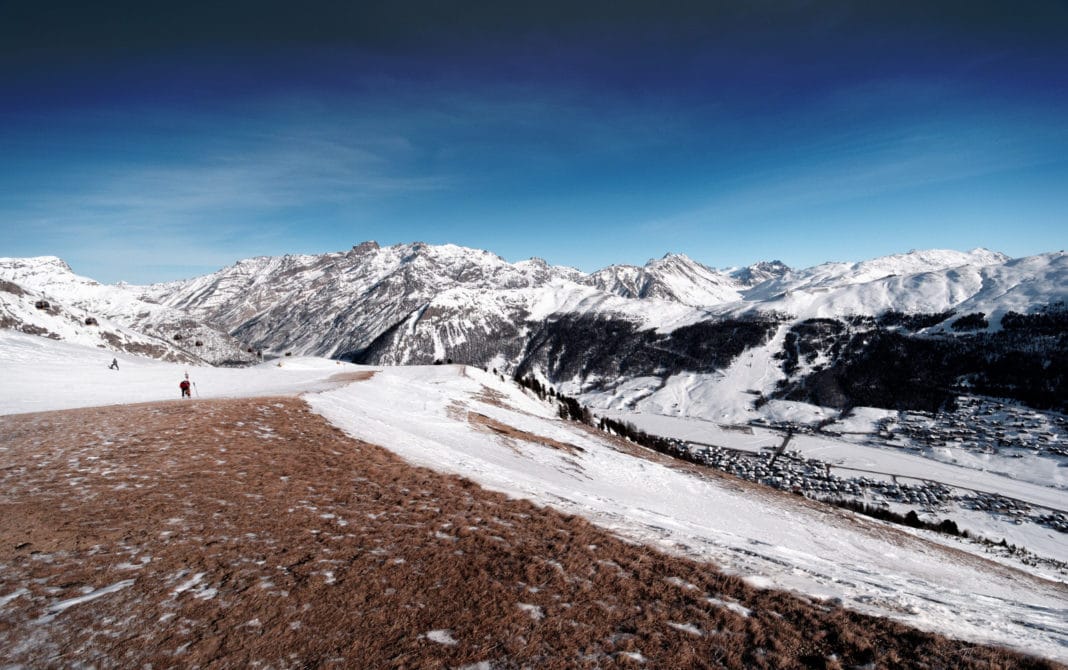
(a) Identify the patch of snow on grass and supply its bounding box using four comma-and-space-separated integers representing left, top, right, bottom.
426, 629, 458, 645
172, 572, 205, 595
705, 597, 752, 618
668, 622, 703, 636
0, 588, 29, 609
46, 579, 136, 615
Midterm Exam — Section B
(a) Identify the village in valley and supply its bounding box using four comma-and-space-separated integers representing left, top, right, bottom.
657, 394, 1068, 567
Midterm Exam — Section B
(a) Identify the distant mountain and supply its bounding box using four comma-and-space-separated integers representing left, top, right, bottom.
729, 260, 791, 287
0, 256, 254, 365
583, 253, 743, 306
758, 248, 1008, 292
0, 275, 200, 363
143, 241, 584, 359
733, 248, 1059, 322
3, 243, 1065, 415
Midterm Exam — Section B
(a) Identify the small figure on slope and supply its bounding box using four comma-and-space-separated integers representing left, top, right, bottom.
179, 379, 191, 398
108, 357, 119, 371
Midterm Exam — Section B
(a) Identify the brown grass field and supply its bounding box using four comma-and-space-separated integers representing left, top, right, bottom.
0, 397, 1062, 669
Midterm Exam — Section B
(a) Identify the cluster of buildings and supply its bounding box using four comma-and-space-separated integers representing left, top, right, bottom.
877, 395, 1067, 457
670, 394, 1068, 537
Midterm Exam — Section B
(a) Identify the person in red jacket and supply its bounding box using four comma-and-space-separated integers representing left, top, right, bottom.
179, 379, 191, 398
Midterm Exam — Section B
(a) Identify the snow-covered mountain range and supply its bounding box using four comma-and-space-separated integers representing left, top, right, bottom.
3, 243, 1066, 418
0, 256, 255, 366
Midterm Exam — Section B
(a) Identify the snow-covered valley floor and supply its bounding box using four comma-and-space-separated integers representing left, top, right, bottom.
1, 331, 1066, 663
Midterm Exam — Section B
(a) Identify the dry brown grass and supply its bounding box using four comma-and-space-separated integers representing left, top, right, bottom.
326, 370, 377, 384
0, 398, 1061, 669
468, 411, 584, 455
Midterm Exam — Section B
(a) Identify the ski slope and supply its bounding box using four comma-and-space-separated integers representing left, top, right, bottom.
0, 331, 354, 414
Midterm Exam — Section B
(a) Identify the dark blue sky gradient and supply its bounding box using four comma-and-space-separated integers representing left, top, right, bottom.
2, 1, 1066, 282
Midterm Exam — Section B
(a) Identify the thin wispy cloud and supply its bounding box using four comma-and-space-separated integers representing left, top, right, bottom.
2, 109, 456, 280
2, 2, 1065, 280
639, 90, 1068, 236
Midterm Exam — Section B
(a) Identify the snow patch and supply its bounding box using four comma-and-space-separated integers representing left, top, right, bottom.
425, 629, 459, 645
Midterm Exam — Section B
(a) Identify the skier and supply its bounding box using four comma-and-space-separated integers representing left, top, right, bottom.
179, 379, 191, 398
108, 358, 119, 371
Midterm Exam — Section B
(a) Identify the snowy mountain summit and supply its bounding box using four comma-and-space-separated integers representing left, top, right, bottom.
584, 253, 744, 306
729, 259, 791, 287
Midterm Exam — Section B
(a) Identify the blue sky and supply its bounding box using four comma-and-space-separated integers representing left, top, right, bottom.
2, 1, 1067, 283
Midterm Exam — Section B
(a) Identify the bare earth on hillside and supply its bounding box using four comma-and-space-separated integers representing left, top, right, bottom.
0, 398, 1060, 669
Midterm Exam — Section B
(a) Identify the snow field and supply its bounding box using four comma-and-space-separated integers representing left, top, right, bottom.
0, 331, 360, 415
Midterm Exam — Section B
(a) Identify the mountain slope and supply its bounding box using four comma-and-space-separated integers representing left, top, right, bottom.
3, 392, 1059, 667
0, 278, 200, 363
727, 250, 1066, 322
0, 333, 1064, 662
743, 248, 1009, 298
148, 241, 584, 358
311, 365, 1067, 662
0, 256, 253, 365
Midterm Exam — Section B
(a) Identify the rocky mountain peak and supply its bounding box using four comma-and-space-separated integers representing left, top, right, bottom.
730, 260, 791, 287
351, 240, 381, 254
0, 255, 79, 284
